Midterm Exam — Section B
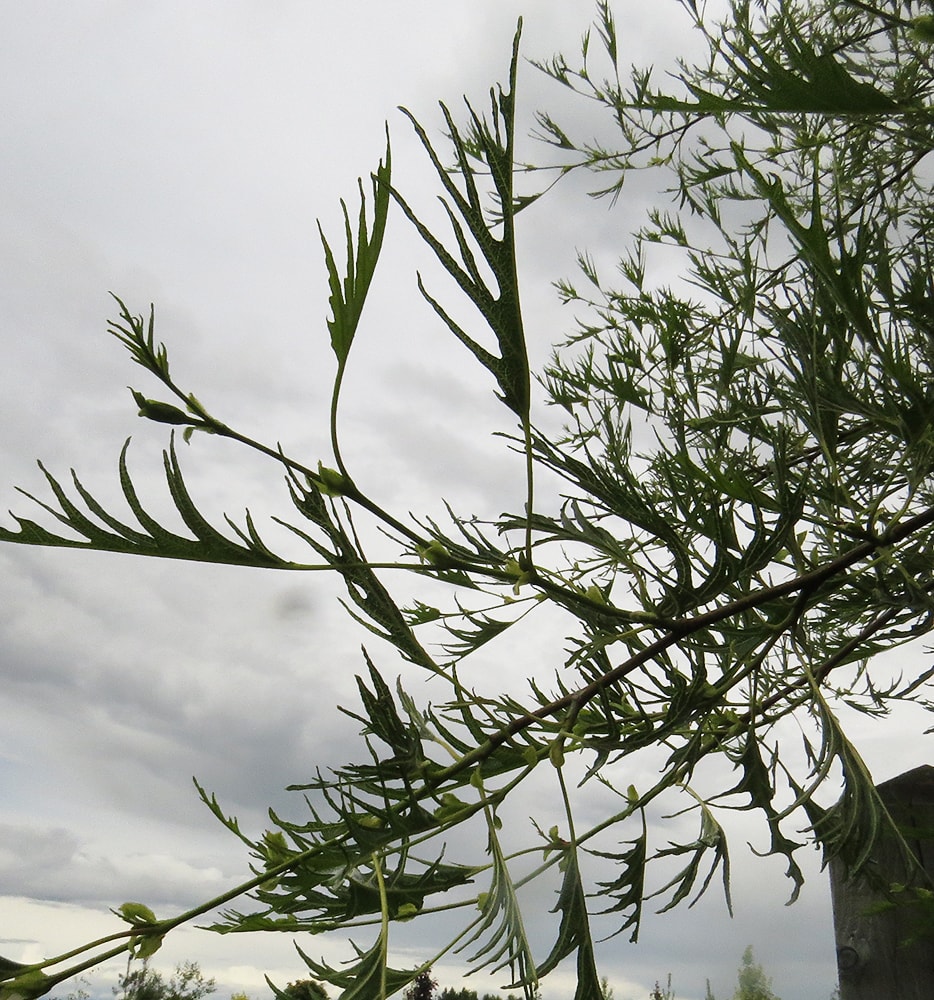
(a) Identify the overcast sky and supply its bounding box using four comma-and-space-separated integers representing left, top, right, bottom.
2, 4, 930, 1000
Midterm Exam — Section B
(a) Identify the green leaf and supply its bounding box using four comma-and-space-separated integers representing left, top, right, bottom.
0, 970, 51, 1000
0, 439, 300, 569
294, 934, 419, 1000
651, 801, 732, 916
108, 296, 170, 380
391, 22, 530, 420
723, 736, 805, 903
457, 807, 538, 995
320, 133, 391, 369
591, 828, 648, 943
0, 960, 27, 985
282, 472, 442, 673
534, 847, 602, 1000
130, 933, 164, 960
345, 652, 425, 779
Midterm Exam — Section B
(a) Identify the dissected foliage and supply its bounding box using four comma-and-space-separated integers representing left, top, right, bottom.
2, 1, 934, 999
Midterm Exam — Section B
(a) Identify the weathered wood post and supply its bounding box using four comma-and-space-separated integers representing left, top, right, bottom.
829, 764, 934, 998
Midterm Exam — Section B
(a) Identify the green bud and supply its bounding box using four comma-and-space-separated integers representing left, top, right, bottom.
583, 585, 606, 605
260, 830, 292, 866
505, 558, 532, 593
712, 709, 743, 736
571, 718, 589, 738
417, 540, 454, 568
115, 901, 157, 925
130, 390, 194, 426
540, 823, 566, 861
433, 792, 470, 824
316, 462, 348, 497
185, 392, 209, 417
395, 902, 419, 921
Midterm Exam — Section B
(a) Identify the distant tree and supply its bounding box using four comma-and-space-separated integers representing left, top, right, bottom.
649, 976, 674, 1000
50, 976, 91, 1000
730, 947, 778, 1000
114, 961, 215, 1000
436, 989, 522, 1000
276, 981, 328, 1000
405, 972, 438, 1000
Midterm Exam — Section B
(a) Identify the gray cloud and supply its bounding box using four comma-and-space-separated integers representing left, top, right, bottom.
0, 823, 228, 910
0, 3, 865, 998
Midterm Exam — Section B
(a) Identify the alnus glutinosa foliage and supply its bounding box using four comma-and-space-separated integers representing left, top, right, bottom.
2, 2, 934, 999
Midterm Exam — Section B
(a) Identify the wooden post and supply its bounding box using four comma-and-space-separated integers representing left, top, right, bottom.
829, 764, 934, 998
